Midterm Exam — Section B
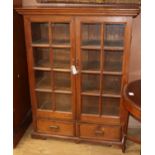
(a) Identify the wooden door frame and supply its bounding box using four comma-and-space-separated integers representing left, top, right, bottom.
23, 16, 77, 132
75, 16, 133, 126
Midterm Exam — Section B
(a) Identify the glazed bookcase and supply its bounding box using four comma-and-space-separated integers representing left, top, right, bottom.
16, 4, 140, 151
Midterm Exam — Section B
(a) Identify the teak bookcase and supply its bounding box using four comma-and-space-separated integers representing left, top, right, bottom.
16, 4, 140, 151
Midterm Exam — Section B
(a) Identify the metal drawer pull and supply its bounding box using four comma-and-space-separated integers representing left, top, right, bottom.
49, 125, 59, 130
95, 129, 104, 135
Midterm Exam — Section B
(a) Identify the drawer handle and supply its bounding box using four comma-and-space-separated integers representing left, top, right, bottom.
49, 125, 59, 130
95, 129, 104, 135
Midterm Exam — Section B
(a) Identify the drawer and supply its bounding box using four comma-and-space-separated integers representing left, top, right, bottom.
37, 119, 74, 137
79, 124, 121, 141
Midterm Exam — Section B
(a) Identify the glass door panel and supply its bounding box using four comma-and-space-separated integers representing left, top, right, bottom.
81, 23, 101, 46
81, 49, 100, 71
33, 47, 51, 68
82, 74, 100, 93
51, 23, 70, 45
55, 94, 71, 112
104, 24, 125, 48
77, 19, 127, 120
53, 48, 70, 69
36, 92, 53, 110
35, 71, 52, 90
102, 75, 122, 95
31, 22, 49, 44
82, 96, 99, 114
54, 72, 71, 91
103, 50, 123, 72
30, 19, 74, 119
102, 97, 120, 116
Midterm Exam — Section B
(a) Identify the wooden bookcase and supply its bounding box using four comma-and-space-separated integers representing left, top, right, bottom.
16, 4, 140, 151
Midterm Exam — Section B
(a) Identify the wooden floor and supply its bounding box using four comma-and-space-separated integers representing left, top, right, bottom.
14, 125, 140, 155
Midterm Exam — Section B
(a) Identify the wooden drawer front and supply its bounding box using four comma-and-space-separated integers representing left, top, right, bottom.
37, 119, 74, 136
80, 124, 121, 141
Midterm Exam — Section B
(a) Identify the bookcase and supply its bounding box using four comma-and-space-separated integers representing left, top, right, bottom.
16, 4, 140, 151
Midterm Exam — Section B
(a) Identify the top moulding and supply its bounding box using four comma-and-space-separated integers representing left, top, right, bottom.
36, 0, 140, 4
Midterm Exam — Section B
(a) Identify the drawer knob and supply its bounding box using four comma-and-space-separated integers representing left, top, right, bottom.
49, 125, 59, 130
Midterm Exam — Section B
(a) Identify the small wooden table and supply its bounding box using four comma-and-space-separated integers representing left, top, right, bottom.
122, 80, 141, 152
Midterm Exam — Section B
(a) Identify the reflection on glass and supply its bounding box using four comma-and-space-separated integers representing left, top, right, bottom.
82, 50, 100, 71
103, 75, 121, 95
104, 50, 123, 72
104, 24, 125, 47
54, 72, 71, 91
35, 71, 51, 90
31, 22, 49, 44
82, 74, 100, 93
82, 23, 101, 46
51, 23, 70, 45
36, 92, 52, 110
55, 94, 71, 112
53, 48, 70, 69
102, 97, 120, 116
33, 47, 50, 68
82, 96, 99, 114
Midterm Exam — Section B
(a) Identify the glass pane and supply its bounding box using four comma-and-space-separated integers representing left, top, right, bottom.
82, 96, 99, 114
31, 22, 49, 44
82, 23, 101, 46
104, 24, 125, 47
36, 92, 52, 110
33, 47, 50, 68
81, 50, 100, 71
102, 97, 120, 116
54, 72, 71, 91
35, 71, 51, 90
55, 94, 71, 112
82, 74, 100, 93
104, 50, 123, 72
53, 48, 70, 69
103, 75, 122, 95
51, 23, 70, 45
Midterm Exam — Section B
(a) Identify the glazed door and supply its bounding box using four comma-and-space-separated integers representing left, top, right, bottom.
76, 17, 131, 124
25, 16, 76, 121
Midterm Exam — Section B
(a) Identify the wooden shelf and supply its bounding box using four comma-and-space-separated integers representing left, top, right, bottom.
102, 93, 121, 98
81, 91, 100, 96
102, 90, 121, 96
35, 88, 52, 93
81, 45, 101, 50
52, 44, 71, 48
103, 71, 122, 75
32, 43, 50, 47
104, 46, 124, 51
33, 67, 51, 71
52, 39, 70, 44
81, 70, 100, 74
54, 87, 71, 92
104, 40, 124, 50
53, 68, 70, 72
81, 40, 101, 50
53, 90, 72, 94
